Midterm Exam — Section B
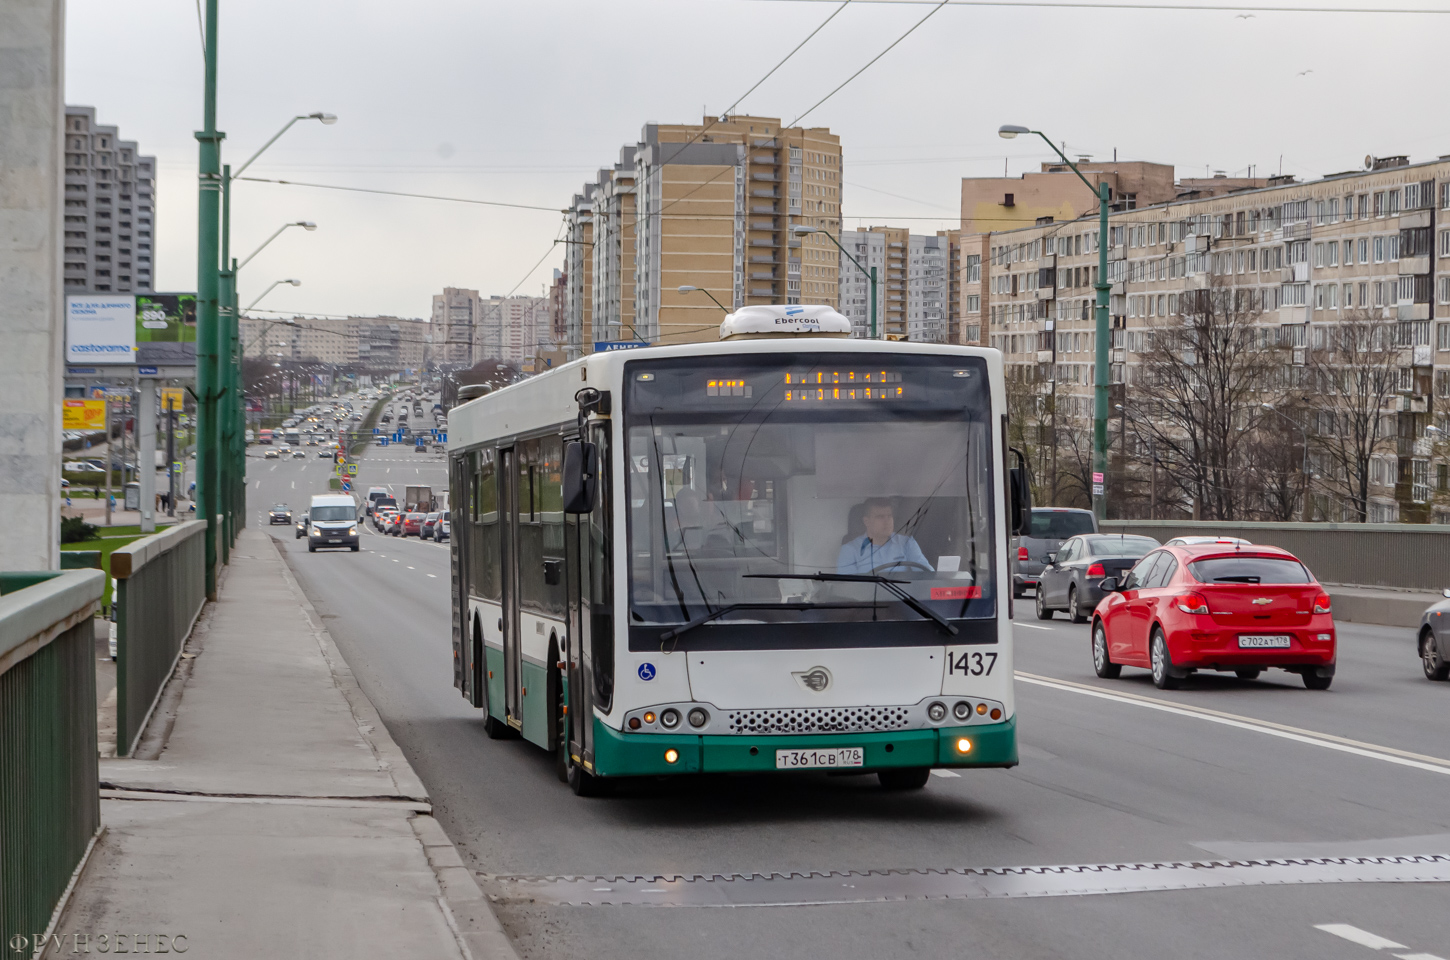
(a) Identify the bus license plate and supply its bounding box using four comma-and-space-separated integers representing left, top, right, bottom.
1238, 635, 1291, 648
775, 747, 864, 770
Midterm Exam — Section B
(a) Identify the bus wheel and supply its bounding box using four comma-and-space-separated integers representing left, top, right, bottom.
482, 714, 513, 740
878, 767, 931, 790
566, 752, 609, 797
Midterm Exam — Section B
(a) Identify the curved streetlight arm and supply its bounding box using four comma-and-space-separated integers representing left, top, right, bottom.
245, 279, 300, 313
234, 113, 335, 179
677, 285, 729, 313
237, 224, 292, 272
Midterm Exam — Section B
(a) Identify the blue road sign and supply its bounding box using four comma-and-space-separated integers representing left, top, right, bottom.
138, 366, 158, 376
594, 341, 648, 352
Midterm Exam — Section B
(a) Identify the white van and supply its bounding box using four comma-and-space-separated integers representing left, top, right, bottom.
303, 494, 360, 552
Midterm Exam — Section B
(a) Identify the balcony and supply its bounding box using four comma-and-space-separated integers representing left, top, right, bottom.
749, 255, 776, 264
751, 172, 779, 182
1399, 256, 1431, 276
750, 286, 775, 297
1398, 303, 1431, 321
750, 270, 775, 280
749, 221, 774, 231
1037, 350, 1054, 364
749, 238, 774, 247
751, 189, 778, 198
1401, 210, 1432, 230
1414, 344, 1433, 366
750, 204, 776, 215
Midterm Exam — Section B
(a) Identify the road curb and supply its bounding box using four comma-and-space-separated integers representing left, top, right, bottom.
264, 531, 429, 802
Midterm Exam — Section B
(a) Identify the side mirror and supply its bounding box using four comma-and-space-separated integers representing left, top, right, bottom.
1098, 577, 1119, 593
1443, 588, 1450, 599
1045, 553, 1057, 565
562, 440, 598, 514
1008, 446, 1032, 536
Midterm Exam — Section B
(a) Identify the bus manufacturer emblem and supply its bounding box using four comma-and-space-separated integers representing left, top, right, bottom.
792, 666, 832, 692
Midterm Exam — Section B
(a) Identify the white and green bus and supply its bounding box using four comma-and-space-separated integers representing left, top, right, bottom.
447, 306, 1028, 795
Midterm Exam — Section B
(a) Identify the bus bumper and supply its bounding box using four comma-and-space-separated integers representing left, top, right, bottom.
590, 716, 1017, 778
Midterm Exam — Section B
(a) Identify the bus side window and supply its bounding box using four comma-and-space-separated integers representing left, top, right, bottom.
478, 449, 501, 603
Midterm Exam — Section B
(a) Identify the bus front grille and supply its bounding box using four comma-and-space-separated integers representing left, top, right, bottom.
726, 706, 912, 735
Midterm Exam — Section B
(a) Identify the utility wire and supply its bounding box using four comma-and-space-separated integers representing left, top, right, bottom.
236, 176, 561, 212
723, 1, 854, 116
787, 0, 950, 127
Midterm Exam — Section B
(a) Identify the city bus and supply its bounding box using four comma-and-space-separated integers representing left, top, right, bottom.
447, 305, 1028, 796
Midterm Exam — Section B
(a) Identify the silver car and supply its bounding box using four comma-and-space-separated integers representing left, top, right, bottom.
1010, 507, 1097, 598
1419, 588, 1450, 681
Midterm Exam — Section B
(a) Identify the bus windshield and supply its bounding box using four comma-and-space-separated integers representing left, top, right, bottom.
625, 353, 995, 646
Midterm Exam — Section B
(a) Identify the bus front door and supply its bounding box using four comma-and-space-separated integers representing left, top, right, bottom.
499, 446, 523, 727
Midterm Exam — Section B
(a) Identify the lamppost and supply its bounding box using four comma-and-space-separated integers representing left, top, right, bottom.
677, 285, 729, 312
1261, 402, 1312, 522
792, 225, 876, 338
246, 279, 302, 313
217, 113, 334, 555
999, 124, 1111, 522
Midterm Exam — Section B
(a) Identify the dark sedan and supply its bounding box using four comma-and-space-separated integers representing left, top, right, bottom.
1035, 534, 1161, 623
268, 504, 292, 525
1418, 588, 1450, 681
421, 512, 441, 540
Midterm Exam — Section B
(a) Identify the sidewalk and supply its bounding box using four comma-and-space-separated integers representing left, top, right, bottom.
49, 528, 517, 960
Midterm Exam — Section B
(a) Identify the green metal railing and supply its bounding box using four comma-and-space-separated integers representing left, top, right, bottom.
1101, 520, 1450, 592
112, 520, 208, 757
0, 569, 104, 951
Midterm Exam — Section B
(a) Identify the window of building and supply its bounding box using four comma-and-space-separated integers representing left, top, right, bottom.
1358, 237, 1369, 263
1374, 236, 1385, 263
1374, 192, 1385, 217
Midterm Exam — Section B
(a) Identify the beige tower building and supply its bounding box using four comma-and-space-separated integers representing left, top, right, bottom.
431, 287, 482, 366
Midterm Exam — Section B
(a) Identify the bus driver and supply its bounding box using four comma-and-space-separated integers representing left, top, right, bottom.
837, 498, 933, 575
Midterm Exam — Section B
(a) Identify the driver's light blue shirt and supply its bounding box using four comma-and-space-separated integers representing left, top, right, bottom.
837, 533, 932, 575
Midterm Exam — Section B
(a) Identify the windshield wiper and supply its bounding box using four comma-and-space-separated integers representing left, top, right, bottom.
657, 601, 879, 644
745, 573, 959, 637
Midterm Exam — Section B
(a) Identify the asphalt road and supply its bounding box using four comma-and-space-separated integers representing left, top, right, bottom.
248, 441, 1450, 960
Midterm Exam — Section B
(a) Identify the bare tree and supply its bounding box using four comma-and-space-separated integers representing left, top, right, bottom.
1302, 312, 1404, 521
1004, 366, 1053, 503
1130, 277, 1287, 521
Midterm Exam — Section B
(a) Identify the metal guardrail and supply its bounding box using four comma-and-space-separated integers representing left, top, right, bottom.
1100, 520, 1450, 592
0, 569, 104, 952
112, 520, 208, 757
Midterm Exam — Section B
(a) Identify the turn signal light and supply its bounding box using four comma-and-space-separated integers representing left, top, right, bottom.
643, 712, 656, 725
975, 703, 988, 715
1017, 547, 1029, 561
664, 749, 680, 764
1313, 594, 1332, 614
1175, 592, 1210, 615
1086, 562, 1106, 577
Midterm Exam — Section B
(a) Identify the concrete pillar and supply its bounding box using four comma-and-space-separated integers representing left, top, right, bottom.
137, 379, 156, 532
0, 0, 65, 570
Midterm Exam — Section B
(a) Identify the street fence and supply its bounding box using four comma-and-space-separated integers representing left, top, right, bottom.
1101, 520, 1450, 592
0, 570, 104, 949
112, 520, 208, 757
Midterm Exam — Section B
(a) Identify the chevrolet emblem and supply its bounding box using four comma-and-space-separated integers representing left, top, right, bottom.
1252, 597, 1273, 605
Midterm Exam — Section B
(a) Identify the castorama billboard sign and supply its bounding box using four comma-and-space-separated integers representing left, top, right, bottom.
66, 296, 137, 364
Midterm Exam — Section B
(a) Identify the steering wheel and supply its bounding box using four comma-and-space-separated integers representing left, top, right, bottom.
870, 560, 934, 575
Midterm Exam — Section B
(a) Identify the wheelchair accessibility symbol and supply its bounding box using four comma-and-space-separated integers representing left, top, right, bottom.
637, 662, 656, 681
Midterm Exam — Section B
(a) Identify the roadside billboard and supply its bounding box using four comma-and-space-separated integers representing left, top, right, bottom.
62, 399, 107, 431
66, 296, 136, 364
135, 293, 197, 365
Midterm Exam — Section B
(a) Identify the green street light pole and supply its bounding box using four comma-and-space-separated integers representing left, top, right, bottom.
793, 225, 875, 338
999, 125, 1111, 522
195, 0, 224, 598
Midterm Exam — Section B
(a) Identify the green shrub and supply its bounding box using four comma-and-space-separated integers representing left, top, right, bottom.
60, 515, 99, 543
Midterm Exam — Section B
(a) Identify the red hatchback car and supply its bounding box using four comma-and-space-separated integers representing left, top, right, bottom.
402, 512, 425, 537
1090, 544, 1336, 690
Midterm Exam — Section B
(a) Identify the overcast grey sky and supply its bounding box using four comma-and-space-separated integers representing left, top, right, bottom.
65, 0, 1450, 320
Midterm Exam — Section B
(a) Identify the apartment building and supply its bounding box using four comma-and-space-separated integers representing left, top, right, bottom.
62, 106, 156, 294
837, 227, 962, 342
966, 155, 1450, 522
569, 115, 841, 352
961, 160, 1178, 237
432, 288, 482, 366
241, 315, 431, 371
563, 187, 594, 360
476, 295, 550, 368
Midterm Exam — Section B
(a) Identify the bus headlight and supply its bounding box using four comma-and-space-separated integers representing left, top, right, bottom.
664, 748, 680, 764
660, 708, 681, 729
953, 701, 972, 721
927, 701, 947, 723
687, 708, 709, 728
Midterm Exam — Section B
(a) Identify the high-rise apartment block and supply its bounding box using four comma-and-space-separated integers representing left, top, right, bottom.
432, 287, 482, 366
964, 155, 1450, 522
565, 115, 841, 351
62, 106, 156, 294
478, 295, 551, 368
838, 227, 961, 342
241, 315, 431, 370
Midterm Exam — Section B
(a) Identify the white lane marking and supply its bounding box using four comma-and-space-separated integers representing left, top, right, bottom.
1017, 672, 1450, 777
253, 481, 260, 489
929, 769, 960, 779
290, 480, 295, 489
407, 565, 415, 570
1314, 925, 1408, 950
269, 465, 276, 471
427, 573, 437, 578
1012, 622, 1054, 631
1395, 955, 1448, 960
392, 559, 399, 563
386, 467, 390, 474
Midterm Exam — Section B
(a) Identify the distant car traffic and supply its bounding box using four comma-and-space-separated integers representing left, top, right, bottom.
1091, 543, 1336, 690
1011, 508, 1098, 598
421, 512, 441, 540
436, 517, 450, 542
292, 449, 306, 459
1036, 534, 1161, 623
268, 504, 292, 524
1418, 588, 1450, 681
264, 449, 280, 459
296, 511, 308, 538
318, 447, 333, 458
